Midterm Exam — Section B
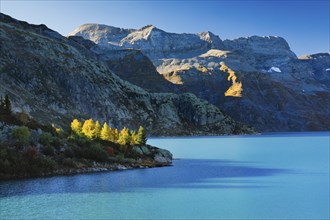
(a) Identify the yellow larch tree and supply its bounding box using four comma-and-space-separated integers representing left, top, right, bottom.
111, 128, 119, 142
100, 122, 111, 141
94, 120, 102, 139
82, 118, 95, 139
117, 127, 131, 145
137, 126, 147, 145
130, 131, 138, 145
71, 119, 82, 135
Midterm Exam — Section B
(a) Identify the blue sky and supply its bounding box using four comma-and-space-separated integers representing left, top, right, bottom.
1, 0, 329, 56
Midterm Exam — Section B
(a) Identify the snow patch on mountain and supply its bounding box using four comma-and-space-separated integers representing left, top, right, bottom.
268, 67, 282, 73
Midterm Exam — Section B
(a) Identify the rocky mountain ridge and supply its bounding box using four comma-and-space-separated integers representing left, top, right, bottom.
70, 24, 226, 59
69, 23, 330, 131
0, 13, 254, 136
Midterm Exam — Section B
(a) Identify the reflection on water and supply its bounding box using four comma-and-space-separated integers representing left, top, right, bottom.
0, 159, 290, 198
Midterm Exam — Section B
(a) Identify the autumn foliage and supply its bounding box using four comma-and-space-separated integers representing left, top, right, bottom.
70, 118, 147, 145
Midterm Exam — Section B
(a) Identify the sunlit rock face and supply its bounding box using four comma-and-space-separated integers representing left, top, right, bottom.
0, 13, 256, 136
70, 24, 225, 59
224, 82, 243, 97
70, 22, 329, 132
219, 62, 243, 97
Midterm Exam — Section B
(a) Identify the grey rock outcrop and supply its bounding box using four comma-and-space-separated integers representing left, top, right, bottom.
298, 53, 330, 83
133, 145, 172, 165
223, 36, 296, 58
154, 149, 172, 165
198, 31, 225, 49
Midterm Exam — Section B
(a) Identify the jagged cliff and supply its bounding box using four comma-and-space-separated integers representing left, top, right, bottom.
70, 23, 330, 131
0, 13, 254, 136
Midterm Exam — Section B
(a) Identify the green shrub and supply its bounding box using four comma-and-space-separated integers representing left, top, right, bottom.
119, 144, 127, 153
0, 148, 8, 159
69, 134, 89, 148
51, 137, 62, 149
15, 112, 30, 125
71, 145, 83, 158
62, 158, 76, 167
64, 147, 75, 158
24, 147, 38, 160
39, 132, 53, 146
0, 159, 11, 173
43, 145, 55, 156
12, 126, 30, 145
36, 156, 57, 172
40, 134, 62, 148
115, 154, 124, 161
83, 143, 108, 162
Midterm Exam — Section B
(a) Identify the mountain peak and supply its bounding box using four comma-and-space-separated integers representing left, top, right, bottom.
139, 24, 165, 36
140, 24, 156, 30
68, 23, 134, 47
197, 31, 224, 49
69, 23, 134, 36
198, 30, 215, 36
120, 24, 166, 46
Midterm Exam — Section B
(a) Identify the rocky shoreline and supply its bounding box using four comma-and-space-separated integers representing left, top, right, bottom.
0, 145, 173, 180
0, 159, 172, 181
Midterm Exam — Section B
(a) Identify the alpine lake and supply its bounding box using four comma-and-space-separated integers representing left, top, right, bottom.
0, 132, 329, 219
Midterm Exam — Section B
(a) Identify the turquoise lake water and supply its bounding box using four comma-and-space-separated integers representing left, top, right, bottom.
0, 132, 329, 219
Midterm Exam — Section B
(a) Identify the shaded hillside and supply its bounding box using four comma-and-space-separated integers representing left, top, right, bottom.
97, 48, 178, 93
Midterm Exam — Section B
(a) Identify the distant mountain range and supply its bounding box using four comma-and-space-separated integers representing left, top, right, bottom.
69, 23, 330, 131
0, 13, 255, 136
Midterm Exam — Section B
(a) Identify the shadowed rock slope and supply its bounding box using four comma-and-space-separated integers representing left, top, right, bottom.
0, 13, 254, 136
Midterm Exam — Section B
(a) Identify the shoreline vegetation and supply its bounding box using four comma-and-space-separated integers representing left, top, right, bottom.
0, 95, 172, 180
